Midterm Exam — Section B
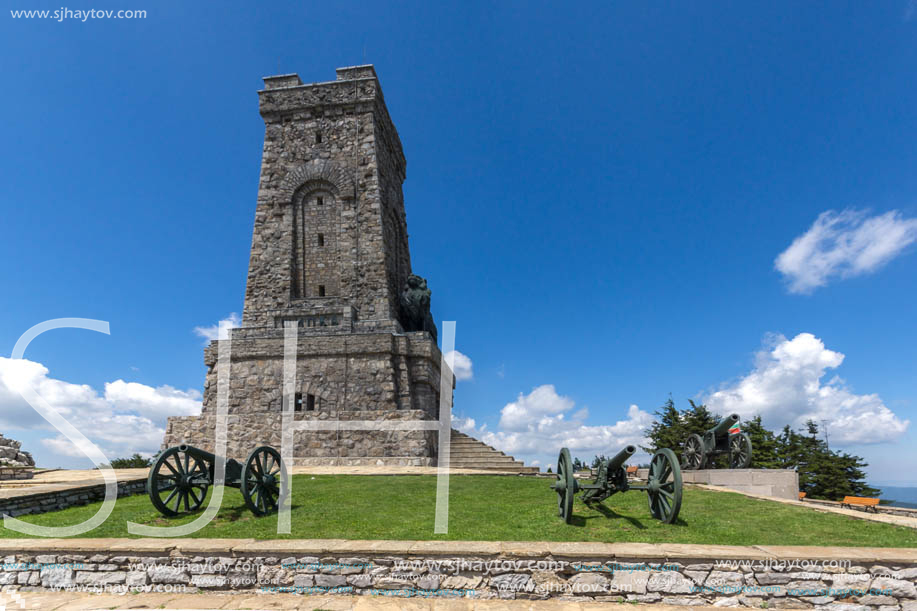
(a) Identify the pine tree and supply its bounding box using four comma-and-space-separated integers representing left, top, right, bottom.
794, 420, 823, 495
775, 425, 796, 469
778, 421, 879, 501
641, 397, 685, 455
742, 415, 780, 469
838, 452, 880, 497
683, 400, 718, 435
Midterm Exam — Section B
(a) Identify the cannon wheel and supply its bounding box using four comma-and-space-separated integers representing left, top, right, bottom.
551, 447, 577, 524
647, 448, 682, 524
241, 446, 283, 516
147, 446, 211, 517
729, 433, 752, 469
682, 433, 706, 470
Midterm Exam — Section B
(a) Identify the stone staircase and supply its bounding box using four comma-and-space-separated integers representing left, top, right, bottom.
447, 430, 540, 474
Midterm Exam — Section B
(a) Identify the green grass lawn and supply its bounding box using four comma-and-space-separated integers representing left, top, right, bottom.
2, 475, 914, 546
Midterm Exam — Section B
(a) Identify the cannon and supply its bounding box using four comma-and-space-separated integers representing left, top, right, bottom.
147, 444, 286, 517
682, 413, 752, 470
551, 445, 682, 525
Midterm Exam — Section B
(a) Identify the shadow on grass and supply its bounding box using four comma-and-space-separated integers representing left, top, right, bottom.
588, 502, 647, 529
145, 502, 300, 524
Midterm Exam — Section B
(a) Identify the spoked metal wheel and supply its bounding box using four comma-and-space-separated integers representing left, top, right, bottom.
682, 433, 706, 470
241, 445, 284, 516
147, 446, 211, 517
729, 433, 752, 468
550, 447, 578, 524
647, 448, 683, 524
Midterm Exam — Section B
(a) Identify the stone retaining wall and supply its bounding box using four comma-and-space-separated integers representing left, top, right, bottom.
1, 539, 915, 609
0, 468, 34, 481
0, 479, 146, 518
682, 469, 800, 501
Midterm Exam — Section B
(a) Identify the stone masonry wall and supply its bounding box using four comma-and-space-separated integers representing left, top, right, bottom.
163, 330, 442, 464
244, 65, 410, 329
0, 479, 146, 518
0, 469, 34, 481
198, 332, 442, 416
163, 411, 436, 466
1, 540, 915, 609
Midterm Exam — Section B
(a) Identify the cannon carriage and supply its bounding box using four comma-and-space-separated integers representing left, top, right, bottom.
147, 444, 286, 517
551, 445, 682, 525
682, 413, 752, 470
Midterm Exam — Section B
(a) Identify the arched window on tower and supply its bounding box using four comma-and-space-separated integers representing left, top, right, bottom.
292, 186, 340, 298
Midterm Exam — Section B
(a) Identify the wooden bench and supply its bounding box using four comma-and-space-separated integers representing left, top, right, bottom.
798, 491, 806, 501
841, 496, 880, 512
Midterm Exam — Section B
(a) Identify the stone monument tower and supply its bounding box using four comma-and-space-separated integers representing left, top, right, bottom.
163, 65, 444, 465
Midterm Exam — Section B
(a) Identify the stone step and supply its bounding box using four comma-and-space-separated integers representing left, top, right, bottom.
448, 443, 507, 451
447, 451, 516, 459
450, 465, 541, 474
449, 453, 512, 461
449, 443, 501, 450
449, 457, 527, 466
447, 429, 538, 474
448, 448, 509, 456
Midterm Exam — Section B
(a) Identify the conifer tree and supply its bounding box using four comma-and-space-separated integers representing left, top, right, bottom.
641, 397, 685, 455
742, 415, 780, 469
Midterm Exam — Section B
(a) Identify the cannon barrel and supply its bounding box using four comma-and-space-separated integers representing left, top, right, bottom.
607, 445, 637, 471
177, 444, 217, 464
710, 413, 741, 437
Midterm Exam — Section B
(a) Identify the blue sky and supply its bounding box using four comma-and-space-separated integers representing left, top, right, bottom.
1, 1, 916, 486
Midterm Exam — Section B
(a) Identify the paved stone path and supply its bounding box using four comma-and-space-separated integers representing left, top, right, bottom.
0, 470, 148, 501
4, 591, 722, 610
693, 483, 917, 529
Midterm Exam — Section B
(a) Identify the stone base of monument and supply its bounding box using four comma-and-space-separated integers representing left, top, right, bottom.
163, 410, 438, 466
0, 467, 35, 481
680, 468, 799, 500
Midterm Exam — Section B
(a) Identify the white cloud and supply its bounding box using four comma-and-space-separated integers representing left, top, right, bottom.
193, 312, 241, 343
0, 356, 202, 463
103, 380, 201, 420
461, 384, 654, 469
453, 416, 477, 433
775, 209, 917, 293
445, 350, 473, 381
498, 384, 575, 432
704, 333, 908, 445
